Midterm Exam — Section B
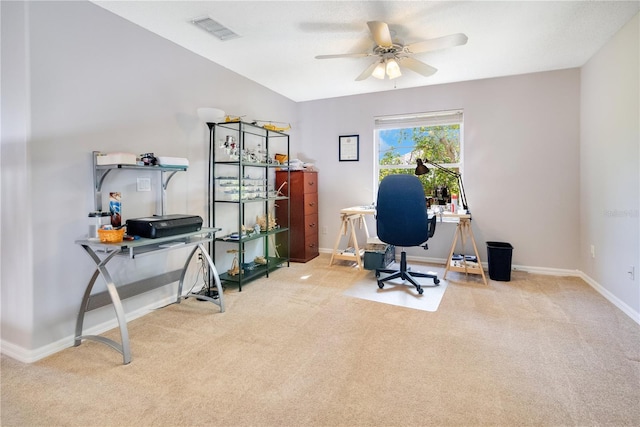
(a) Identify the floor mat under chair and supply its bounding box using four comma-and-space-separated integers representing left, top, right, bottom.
343, 263, 448, 312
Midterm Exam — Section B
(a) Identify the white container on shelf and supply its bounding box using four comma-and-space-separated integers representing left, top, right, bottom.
88, 211, 111, 239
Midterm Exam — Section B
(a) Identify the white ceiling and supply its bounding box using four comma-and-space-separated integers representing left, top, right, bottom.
92, 1, 639, 102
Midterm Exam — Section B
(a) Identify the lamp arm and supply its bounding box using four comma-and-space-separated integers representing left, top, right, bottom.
424, 160, 469, 212
422, 159, 454, 175
457, 175, 469, 212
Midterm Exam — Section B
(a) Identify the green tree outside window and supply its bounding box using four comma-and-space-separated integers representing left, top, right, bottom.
379, 125, 461, 199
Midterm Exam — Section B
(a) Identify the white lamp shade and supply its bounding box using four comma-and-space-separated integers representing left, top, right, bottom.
197, 107, 225, 123
386, 59, 402, 79
372, 62, 386, 80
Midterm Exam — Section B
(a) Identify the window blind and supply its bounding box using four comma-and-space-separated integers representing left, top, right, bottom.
374, 110, 463, 129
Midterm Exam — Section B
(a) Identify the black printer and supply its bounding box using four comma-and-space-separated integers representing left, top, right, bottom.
126, 214, 203, 239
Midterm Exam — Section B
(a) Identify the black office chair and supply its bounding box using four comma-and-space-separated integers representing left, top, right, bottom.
375, 174, 440, 295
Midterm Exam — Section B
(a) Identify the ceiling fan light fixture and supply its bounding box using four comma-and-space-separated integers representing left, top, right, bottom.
316, 20, 463, 82
372, 62, 386, 79
386, 58, 402, 79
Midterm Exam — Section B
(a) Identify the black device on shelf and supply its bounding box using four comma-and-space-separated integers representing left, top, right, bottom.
126, 214, 203, 239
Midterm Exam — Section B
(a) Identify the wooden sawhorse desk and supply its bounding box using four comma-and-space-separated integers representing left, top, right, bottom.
329, 206, 376, 270
441, 213, 488, 285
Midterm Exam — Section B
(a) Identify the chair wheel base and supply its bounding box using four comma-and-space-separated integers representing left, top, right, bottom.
375, 251, 439, 295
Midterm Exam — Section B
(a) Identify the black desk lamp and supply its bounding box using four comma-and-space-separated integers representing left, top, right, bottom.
415, 158, 469, 212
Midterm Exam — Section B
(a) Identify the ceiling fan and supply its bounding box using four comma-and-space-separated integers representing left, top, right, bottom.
315, 21, 468, 81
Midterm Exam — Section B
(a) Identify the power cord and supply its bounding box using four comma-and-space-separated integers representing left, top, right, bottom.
187, 249, 221, 300
154, 250, 218, 310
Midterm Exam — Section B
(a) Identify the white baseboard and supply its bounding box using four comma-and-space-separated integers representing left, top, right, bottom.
1, 294, 177, 364
322, 247, 639, 325
403, 254, 582, 278
5, 254, 638, 364
0, 341, 36, 363
577, 272, 640, 325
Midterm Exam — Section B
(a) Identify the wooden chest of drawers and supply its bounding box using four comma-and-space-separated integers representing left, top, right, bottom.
275, 170, 319, 262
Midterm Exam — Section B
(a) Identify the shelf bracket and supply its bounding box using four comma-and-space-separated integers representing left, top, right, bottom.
91, 151, 186, 215
162, 170, 179, 191
160, 170, 179, 215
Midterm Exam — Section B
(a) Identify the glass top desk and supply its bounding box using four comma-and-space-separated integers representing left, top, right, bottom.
74, 227, 224, 364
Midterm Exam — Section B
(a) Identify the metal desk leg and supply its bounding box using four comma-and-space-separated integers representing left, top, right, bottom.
75, 245, 131, 364
75, 268, 100, 348
177, 244, 225, 312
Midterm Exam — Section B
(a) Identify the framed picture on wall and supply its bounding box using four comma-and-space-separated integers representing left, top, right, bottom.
339, 135, 359, 161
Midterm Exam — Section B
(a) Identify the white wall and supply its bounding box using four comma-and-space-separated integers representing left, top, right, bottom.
1, 0, 298, 360
2, 2, 637, 361
1, 1, 35, 352
299, 70, 581, 270
580, 13, 639, 317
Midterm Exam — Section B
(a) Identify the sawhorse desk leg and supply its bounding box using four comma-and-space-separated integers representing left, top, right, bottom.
329, 213, 369, 269
443, 218, 488, 285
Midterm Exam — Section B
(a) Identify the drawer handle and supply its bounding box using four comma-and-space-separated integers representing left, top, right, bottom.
308, 181, 315, 186
308, 243, 316, 248
309, 223, 316, 228
308, 202, 315, 207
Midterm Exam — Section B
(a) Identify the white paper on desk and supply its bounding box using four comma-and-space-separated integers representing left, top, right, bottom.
157, 156, 189, 167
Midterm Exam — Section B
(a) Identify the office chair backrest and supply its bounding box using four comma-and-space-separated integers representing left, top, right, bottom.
376, 174, 430, 247
428, 214, 437, 239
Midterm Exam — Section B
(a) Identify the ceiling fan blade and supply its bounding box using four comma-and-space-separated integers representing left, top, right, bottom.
315, 52, 371, 59
355, 61, 380, 81
367, 21, 393, 48
400, 57, 437, 77
405, 33, 468, 54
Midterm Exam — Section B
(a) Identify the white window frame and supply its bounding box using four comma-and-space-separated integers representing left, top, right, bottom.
373, 109, 464, 194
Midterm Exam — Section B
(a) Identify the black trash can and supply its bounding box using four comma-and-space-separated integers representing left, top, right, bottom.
486, 242, 514, 281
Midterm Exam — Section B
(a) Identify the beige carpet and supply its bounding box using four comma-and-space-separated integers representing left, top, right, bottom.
2, 254, 640, 426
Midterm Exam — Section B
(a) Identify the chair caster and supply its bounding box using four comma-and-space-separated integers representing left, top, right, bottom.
377, 281, 384, 289
417, 286, 424, 295
433, 278, 440, 285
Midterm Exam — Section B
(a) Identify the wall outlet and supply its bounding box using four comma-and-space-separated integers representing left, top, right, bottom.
321, 226, 328, 235
590, 244, 595, 259
137, 177, 151, 192
629, 266, 635, 281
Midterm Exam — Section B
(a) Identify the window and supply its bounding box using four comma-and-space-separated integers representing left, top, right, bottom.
375, 110, 463, 201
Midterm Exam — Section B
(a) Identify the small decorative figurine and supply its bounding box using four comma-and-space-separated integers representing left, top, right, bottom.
226, 249, 242, 276
256, 214, 277, 231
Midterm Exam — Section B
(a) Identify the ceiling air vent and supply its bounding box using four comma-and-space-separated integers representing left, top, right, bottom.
192, 16, 240, 41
